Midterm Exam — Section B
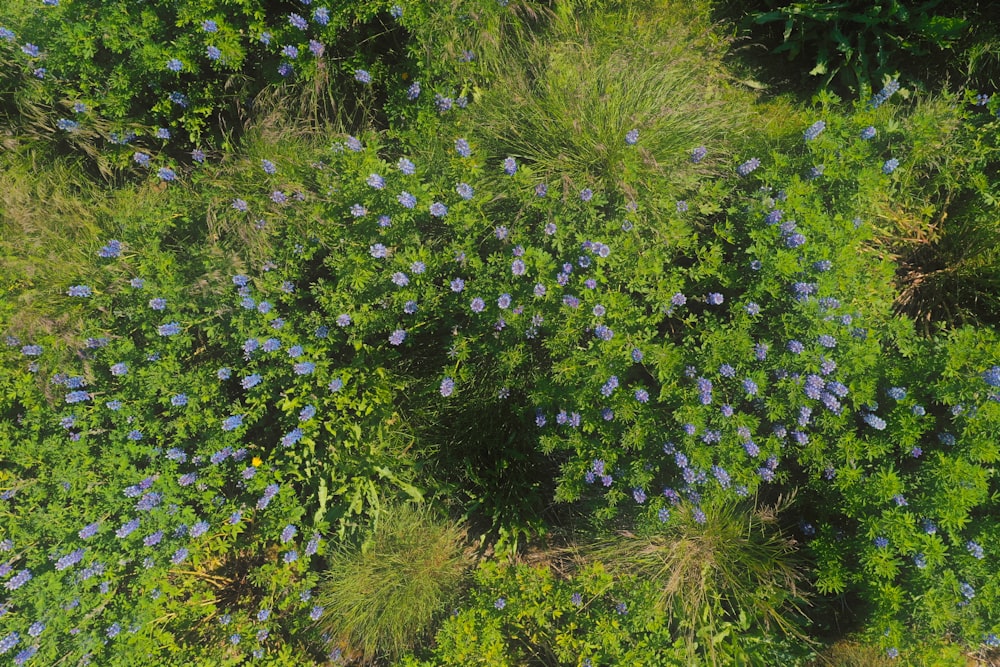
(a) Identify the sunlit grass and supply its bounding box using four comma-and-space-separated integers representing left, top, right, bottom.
315, 504, 472, 664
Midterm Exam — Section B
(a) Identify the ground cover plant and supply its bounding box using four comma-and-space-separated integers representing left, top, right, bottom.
2, 1, 1000, 666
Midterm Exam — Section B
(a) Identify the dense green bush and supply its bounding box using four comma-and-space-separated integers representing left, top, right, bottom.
3, 1, 1000, 666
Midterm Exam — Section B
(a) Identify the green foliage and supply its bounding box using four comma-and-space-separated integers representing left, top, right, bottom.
316, 504, 471, 663
745, 0, 973, 94
465, 0, 752, 205
593, 496, 810, 664
4, 0, 1000, 664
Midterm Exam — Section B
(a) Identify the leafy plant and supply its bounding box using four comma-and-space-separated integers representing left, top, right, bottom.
746, 0, 971, 94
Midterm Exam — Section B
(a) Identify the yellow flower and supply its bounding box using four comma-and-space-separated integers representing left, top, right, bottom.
252, 456, 262, 467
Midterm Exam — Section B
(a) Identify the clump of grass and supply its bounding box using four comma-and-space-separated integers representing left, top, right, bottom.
466, 0, 754, 200
592, 495, 809, 664
315, 504, 472, 663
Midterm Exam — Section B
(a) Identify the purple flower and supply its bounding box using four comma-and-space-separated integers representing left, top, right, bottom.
389, 329, 406, 346
67, 285, 92, 297
398, 157, 415, 174
158, 322, 181, 336
429, 202, 448, 217
440, 377, 455, 397
706, 292, 724, 305
170, 548, 189, 565
455, 138, 471, 157
736, 157, 760, 177
861, 126, 877, 140
803, 120, 826, 141
397, 191, 417, 209
503, 157, 517, 175
625, 129, 639, 145
355, 69, 371, 84
222, 414, 244, 431
494, 598, 506, 610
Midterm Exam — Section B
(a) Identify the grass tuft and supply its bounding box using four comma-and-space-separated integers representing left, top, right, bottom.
315, 504, 472, 663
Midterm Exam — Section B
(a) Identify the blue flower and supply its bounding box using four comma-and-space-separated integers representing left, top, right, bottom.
281, 525, 297, 543
503, 157, 517, 175
241, 374, 262, 389
167, 58, 183, 72
355, 69, 371, 83
158, 167, 178, 181
293, 362, 315, 375
960, 582, 975, 600
868, 79, 900, 109
691, 146, 707, 163
158, 322, 181, 336
21, 43, 40, 57
456, 183, 474, 199
455, 138, 471, 157
982, 366, 1000, 387
440, 377, 455, 397
706, 292, 724, 305
397, 191, 417, 209
110, 362, 128, 376
289, 13, 308, 29
67, 285, 92, 297
862, 412, 887, 430
389, 329, 406, 346
398, 157, 415, 174
282, 45, 299, 59
874, 536, 889, 548
882, 158, 899, 175
429, 201, 448, 217
736, 157, 760, 177
494, 598, 506, 610
625, 128, 639, 145
313, 7, 330, 25
171, 548, 189, 565
222, 414, 244, 431
861, 126, 877, 140
580, 188, 593, 202
803, 120, 825, 141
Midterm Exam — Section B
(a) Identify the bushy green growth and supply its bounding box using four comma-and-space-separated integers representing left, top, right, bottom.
462, 0, 754, 203
737, 0, 977, 95
402, 558, 815, 666
315, 504, 471, 663
0, 0, 410, 151
594, 496, 809, 663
